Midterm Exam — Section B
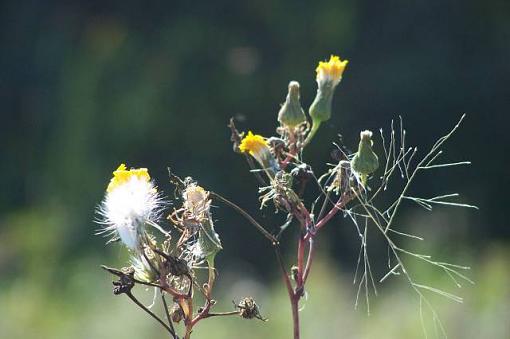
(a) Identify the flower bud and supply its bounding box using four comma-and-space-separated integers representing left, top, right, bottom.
197, 217, 222, 262
309, 55, 348, 124
351, 130, 379, 185
304, 55, 348, 146
278, 81, 306, 128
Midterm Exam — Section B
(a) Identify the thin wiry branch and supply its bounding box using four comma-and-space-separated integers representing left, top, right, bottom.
331, 115, 474, 338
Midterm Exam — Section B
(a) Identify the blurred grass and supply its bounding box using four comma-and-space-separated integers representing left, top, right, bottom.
0, 217, 508, 339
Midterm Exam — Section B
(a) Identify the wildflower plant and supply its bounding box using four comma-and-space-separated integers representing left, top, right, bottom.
96, 165, 265, 339
95, 54, 475, 339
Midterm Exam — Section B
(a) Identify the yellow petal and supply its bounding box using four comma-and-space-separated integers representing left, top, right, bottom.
316, 55, 348, 83
106, 163, 151, 192
239, 131, 268, 156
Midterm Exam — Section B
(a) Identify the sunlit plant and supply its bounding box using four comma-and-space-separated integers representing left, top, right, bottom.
95, 54, 475, 339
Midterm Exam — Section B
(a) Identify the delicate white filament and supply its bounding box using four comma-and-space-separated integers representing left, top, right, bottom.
97, 176, 163, 250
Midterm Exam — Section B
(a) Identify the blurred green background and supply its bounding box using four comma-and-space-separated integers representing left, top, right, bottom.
1, 1, 509, 338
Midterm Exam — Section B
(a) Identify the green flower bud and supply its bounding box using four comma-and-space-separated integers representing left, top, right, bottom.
278, 81, 306, 128
304, 55, 348, 146
309, 82, 335, 123
197, 218, 222, 262
351, 130, 379, 185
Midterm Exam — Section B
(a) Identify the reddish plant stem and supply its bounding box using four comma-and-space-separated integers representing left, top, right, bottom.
287, 194, 353, 338
290, 293, 301, 339
274, 246, 294, 297
191, 261, 216, 327
280, 133, 298, 170
274, 246, 300, 339
304, 193, 352, 241
302, 237, 314, 284
296, 236, 305, 286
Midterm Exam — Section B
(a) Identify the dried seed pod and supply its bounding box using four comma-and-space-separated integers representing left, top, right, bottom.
237, 297, 266, 321
170, 303, 184, 323
328, 160, 353, 195
154, 249, 190, 277
112, 267, 135, 295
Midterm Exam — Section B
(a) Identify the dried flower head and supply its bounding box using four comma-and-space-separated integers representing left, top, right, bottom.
97, 163, 164, 250
170, 303, 185, 323
183, 183, 210, 218
237, 297, 266, 321
326, 160, 355, 195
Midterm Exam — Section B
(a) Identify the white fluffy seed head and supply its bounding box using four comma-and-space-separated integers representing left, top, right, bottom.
96, 164, 164, 250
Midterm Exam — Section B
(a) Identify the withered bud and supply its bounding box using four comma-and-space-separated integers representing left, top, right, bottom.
290, 163, 313, 182
112, 267, 135, 295
237, 297, 266, 321
170, 303, 185, 323
154, 248, 190, 277
328, 160, 353, 195
291, 265, 299, 281
167, 256, 190, 276
267, 137, 286, 159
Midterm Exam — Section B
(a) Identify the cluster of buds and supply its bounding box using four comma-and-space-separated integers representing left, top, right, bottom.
228, 55, 383, 339
233, 55, 379, 219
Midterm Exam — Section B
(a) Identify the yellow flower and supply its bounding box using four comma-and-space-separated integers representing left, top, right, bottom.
239, 131, 269, 156
316, 55, 348, 86
239, 131, 278, 174
107, 163, 151, 193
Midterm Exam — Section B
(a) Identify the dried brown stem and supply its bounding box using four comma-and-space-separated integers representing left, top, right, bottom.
125, 291, 176, 338
210, 191, 278, 244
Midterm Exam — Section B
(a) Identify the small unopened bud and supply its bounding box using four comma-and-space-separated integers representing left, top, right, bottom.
351, 130, 379, 185
170, 303, 185, 323
278, 81, 306, 129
